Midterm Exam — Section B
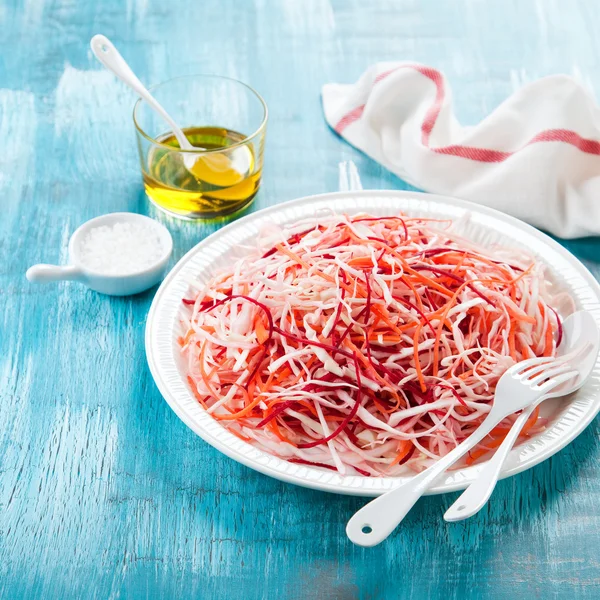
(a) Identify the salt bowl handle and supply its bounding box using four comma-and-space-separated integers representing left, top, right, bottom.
26, 264, 84, 283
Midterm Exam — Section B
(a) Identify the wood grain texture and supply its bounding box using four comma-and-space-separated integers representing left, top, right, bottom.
1, 0, 599, 598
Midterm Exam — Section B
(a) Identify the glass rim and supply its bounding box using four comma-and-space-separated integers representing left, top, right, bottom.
132, 73, 268, 154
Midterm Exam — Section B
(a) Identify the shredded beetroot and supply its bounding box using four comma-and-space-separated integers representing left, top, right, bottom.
353, 466, 372, 477
297, 354, 363, 448
273, 326, 354, 360
398, 445, 415, 466
353, 215, 408, 240
181, 212, 562, 476
394, 295, 436, 336
288, 458, 338, 471
256, 401, 295, 427
412, 264, 494, 305
549, 306, 563, 347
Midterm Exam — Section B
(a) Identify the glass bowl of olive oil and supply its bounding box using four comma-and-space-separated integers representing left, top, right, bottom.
133, 75, 267, 220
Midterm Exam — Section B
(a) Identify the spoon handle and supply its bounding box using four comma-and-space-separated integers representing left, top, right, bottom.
346, 409, 504, 547
338, 160, 363, 192
26, 264, 83, 283
90, 35, 191, 150
443, 405, 535, 522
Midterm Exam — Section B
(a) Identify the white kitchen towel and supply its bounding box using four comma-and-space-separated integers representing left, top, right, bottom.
322, 62, 600, 238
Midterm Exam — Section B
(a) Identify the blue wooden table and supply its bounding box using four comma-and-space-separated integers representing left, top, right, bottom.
2, 1, 600, 598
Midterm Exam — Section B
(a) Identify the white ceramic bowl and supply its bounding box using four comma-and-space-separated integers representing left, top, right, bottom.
27, 212, 173, 296
146, 191, 600, 496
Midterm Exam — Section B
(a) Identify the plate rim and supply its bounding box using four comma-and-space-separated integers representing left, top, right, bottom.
146, 189, 600, 496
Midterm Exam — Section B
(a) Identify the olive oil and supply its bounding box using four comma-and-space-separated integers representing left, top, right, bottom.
142, 126, 262, 219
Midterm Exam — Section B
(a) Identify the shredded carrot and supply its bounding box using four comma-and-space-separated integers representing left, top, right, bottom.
255, 316, 269, 345
268, 419, 297, 446
348, 257, 376, 268
413, 323, 427, 392
467, 406, 541, 465
187, 376, 208, 409
390, 440, 414, 465
275, 243, 311, 269
508, 321, 517, 361
230, 429, 253, 442
213, 391, 263, 420
198, 342, 219, 399
543, 322, 554, 357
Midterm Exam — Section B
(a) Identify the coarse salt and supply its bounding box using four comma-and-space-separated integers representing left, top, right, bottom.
78, 221, 165, 275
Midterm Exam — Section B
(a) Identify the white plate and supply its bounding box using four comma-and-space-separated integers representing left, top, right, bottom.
146, 191, 600, 496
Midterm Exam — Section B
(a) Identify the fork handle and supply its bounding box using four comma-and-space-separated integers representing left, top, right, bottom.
443, 406, 534, 522
346, 409, 503, 546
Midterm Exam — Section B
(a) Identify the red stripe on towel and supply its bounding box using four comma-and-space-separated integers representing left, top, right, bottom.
333, 65, 600, 161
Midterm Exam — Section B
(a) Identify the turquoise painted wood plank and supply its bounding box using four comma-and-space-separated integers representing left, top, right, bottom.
1, 0, 599, 598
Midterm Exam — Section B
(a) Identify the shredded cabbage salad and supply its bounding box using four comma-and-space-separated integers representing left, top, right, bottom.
180, 213, 563, 476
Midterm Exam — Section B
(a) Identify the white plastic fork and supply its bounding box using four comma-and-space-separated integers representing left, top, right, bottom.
346, 356, 579, 547
444, 311, 599, 521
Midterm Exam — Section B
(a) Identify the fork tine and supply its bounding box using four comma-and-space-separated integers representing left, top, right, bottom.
537, 370, 579, 392
529, 364, 574, 386
510, 356, 555, 376
516, 342, 590, 380
525, 359, 569, 382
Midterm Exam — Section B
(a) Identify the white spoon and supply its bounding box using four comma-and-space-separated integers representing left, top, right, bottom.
90, 34, 198, 171
443, 311, 599, 521
346, 353, 581, 546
